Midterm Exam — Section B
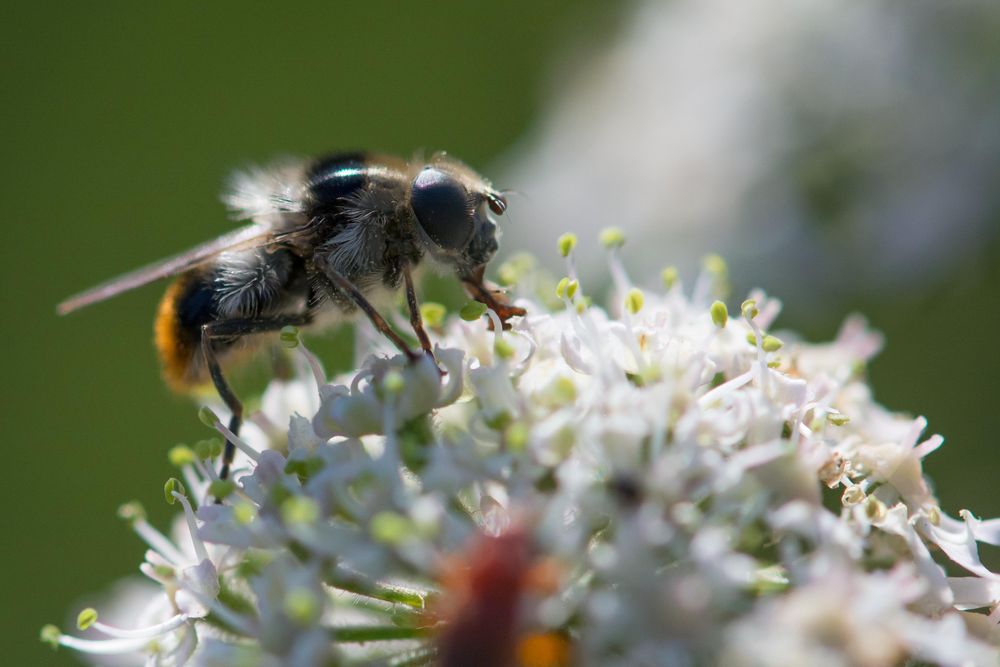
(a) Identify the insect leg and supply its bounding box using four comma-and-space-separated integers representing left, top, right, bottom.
318, 269, 419, 361
460, 266, 526, 329
402, 265, 433, 355
201, 313, 312, 482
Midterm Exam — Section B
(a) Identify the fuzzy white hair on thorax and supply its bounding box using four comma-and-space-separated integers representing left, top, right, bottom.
223, 161, 308, 225
322, 219, 386, 283
340, 183, 399, 224
311, 186, 398, 284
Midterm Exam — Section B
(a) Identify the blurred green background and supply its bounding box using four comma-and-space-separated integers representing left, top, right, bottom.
1, 2, 998, 665
0, 3, 609, 664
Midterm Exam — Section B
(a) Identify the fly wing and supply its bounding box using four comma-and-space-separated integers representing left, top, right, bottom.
57, 223, 282, 315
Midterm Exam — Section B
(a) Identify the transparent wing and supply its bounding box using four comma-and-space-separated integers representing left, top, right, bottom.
57, 223, 281, 315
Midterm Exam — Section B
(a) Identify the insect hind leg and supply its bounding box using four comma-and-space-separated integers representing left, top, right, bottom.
201, 313, 312, 485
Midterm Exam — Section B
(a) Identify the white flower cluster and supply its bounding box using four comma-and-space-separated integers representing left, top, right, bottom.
44, 236, 1000, 666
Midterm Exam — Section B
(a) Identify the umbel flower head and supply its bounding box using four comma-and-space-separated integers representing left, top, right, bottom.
44, 232, 1000, 666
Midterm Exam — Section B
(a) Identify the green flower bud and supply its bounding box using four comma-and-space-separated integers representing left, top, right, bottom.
419, 302, 446, 328
506, 422, 529, 452
662, 266, 679, 289
599, 227, 626, 248
209, 438, 224, 458
555, 277, 579, 300
284, 588, 321, 625
625, 288, 644, 314
762, 335, 783, 352
164, 478, 186, 505
494, 338, 515, 360
208, 479, 236, 499
548, 377, 577, 405
383, 370, 405, 395
557, 232, 578, 257
198, 406, 219, 427
153, 564, 175, 579
828, 413, 851, 426
497, 253, 534, 286
194, 440, 213, 460
117, 500, 146, 524
168, 444, 196, 467
76, 608, 98, 631
281, 496, 320, 525
710, 300, 728, 328
459, 301, 488, 321
371, 511, 414, 545
233, 502, 257, 525
39, 625, 61, 650
279, 325, 300, 349
702, 253, 728, 278
746, 333, 783, 352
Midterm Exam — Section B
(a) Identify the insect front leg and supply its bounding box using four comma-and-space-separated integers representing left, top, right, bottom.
201, 313, 312, 484
402, 264, 433, 356
316, 269, 420, 361
460, 265, 526, 329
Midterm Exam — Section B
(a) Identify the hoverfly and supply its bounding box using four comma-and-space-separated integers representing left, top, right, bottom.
58, 151, 524, 479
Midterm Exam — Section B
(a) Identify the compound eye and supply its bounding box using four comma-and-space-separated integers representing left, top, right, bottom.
411, 168, 473, 251
487, 193, 507, 215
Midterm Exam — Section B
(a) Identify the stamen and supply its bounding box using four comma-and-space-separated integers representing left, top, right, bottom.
299, 342, 328, 394
56, 632, 155, 655
89, 614, 189, 640
213, 420, 261, 463
131, 518, 188, 568
171, 490, 209, 563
